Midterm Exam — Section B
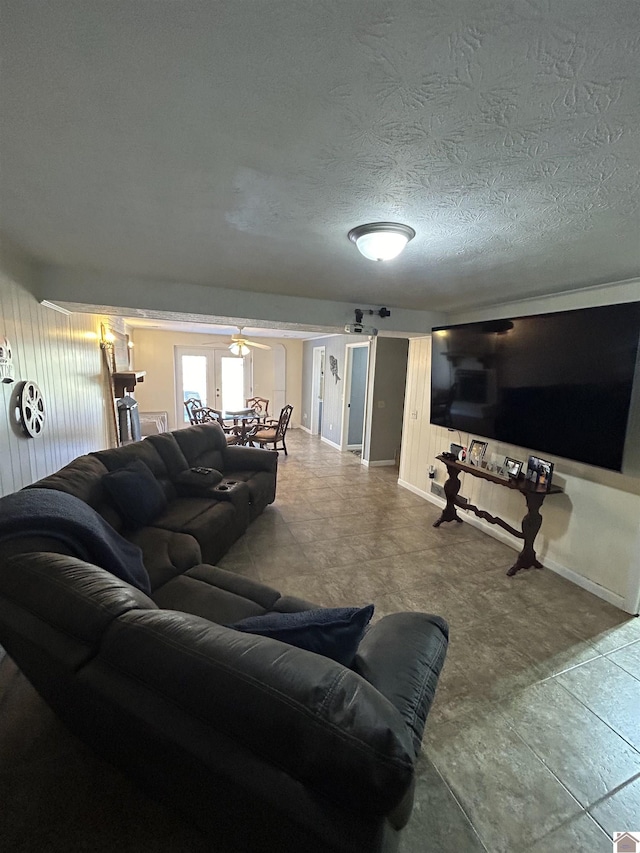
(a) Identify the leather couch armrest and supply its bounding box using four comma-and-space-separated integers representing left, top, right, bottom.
173, 467, 224, 496
352, 613, 449, 755
95, 609, 416, 816
223, 445, 278, 474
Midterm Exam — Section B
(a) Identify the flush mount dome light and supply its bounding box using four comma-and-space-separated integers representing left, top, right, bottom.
348, 222, 416, 261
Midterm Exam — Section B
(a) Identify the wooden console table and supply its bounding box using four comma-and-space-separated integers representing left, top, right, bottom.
433, 454, 563, 576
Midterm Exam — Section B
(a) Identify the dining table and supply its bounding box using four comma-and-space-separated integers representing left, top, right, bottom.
221, 408, 262, 444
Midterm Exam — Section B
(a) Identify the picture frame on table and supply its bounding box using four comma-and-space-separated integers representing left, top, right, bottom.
468, 439, 488, 467
526, 455, 554, 491
504, 457, 523, 479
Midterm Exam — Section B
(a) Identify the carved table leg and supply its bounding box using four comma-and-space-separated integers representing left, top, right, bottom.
433, 466, 464, 527
507, 491, 545, 576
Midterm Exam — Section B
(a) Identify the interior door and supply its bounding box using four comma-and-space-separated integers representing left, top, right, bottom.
344, 343, 369, 450
311, 346, 325, 435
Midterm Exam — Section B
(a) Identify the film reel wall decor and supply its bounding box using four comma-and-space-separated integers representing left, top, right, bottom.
17, 380, 46, 437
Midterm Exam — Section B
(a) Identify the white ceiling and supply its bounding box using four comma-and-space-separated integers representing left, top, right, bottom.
1, 0, 639, 315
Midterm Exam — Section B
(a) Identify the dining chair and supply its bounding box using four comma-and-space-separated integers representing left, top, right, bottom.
191, 406, 240, 445
183, 397, 203, 425
245, 397, 270, 422
249, 404, 293, 455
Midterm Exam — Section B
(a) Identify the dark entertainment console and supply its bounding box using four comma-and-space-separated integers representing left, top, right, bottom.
433, 454, 563, 576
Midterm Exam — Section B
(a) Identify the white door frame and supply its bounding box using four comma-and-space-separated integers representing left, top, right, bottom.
272, 344, 286, 419
311, 346, 325, 435
340, 342, 370, 452
174, 346, 251, 426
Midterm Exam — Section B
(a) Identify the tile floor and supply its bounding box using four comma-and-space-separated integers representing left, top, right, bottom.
1, 428, 639, 852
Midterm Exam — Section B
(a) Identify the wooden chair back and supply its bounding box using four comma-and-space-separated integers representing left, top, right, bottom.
245, 397, 270, 420
184, 397, 203, 425
191, 406, 239, 444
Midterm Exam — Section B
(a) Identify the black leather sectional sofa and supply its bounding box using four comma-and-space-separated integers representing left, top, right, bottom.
0, 422, 449, 853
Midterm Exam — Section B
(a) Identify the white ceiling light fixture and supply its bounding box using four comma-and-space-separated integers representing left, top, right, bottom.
348, 222, 416, 261
227, 328, 271, 356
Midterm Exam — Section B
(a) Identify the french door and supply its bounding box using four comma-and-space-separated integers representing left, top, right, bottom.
175, 347, 252, 425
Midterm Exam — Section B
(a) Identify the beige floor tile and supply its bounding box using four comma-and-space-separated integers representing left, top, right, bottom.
399, 758, 486, 853
374, 580, 480, 635
606, 639, 640, 679
243, 523, 298, 550
300, 539, 362, 571
499, 680, 640, 807
465, 609, 602, 678
538, 592, 639, 653
557, 657, 640, 751
523, 814, 612, 852
424, 712, 582, 853
589, 775, 640, 838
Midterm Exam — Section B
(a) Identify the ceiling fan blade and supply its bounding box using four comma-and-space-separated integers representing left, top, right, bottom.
246, 340, 271, 350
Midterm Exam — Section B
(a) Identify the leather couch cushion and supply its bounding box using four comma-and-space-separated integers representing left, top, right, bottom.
151, 498, 240, 565
172, 422, 227, 472
228, 604, 375, 666
0, 553, 156, 668
144, 431, 191, 477
92, 441, 176, 504
126, 528, 202, 591
103, 460, 168, 528
23, 455, 123, 532
152, 564, 282, 622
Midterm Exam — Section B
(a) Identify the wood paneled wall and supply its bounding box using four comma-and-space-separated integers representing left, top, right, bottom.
0, 260, 111, 497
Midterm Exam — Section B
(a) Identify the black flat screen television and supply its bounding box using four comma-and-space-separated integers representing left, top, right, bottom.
430, 302, 640, 472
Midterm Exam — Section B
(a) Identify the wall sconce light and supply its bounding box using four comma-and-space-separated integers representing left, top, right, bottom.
100, 324, 115, 350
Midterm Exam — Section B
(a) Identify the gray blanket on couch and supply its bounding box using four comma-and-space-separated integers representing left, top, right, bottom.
0, 488, 150, 593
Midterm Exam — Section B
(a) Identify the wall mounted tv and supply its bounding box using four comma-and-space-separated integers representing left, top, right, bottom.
430, 302, 640, 473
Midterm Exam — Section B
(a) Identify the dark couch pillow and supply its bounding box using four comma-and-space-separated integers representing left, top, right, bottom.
227, 604, 374, 667
103, 460, 168, 528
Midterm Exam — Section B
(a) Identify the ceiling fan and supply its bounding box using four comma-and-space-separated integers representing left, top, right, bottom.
228, 328, 271, 355
201, 327, 271, 355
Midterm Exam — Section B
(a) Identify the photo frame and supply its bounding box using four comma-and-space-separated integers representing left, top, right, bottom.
468, 439, 488, 467
526, 455, 554, 491
504, 457, 523, 479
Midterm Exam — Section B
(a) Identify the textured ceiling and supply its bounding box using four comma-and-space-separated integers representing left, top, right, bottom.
1, 0, 639, 313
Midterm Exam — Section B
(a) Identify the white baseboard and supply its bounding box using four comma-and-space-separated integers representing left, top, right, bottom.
299, 424, 312, 434
365, 459, 396, 467
397, 479, 630, 613
398, 479, 440, 502
321, 436, 342, 451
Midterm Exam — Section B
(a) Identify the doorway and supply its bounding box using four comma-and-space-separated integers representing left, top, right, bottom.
341, 342, 370, 452
311, 346, 325, 435
175, 346, 252, 425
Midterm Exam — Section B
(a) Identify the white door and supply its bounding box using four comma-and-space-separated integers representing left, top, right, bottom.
311, 346, 325, 435
341, 343, 370, 451
175, 347, 252, 425
213, 349, 252, 410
